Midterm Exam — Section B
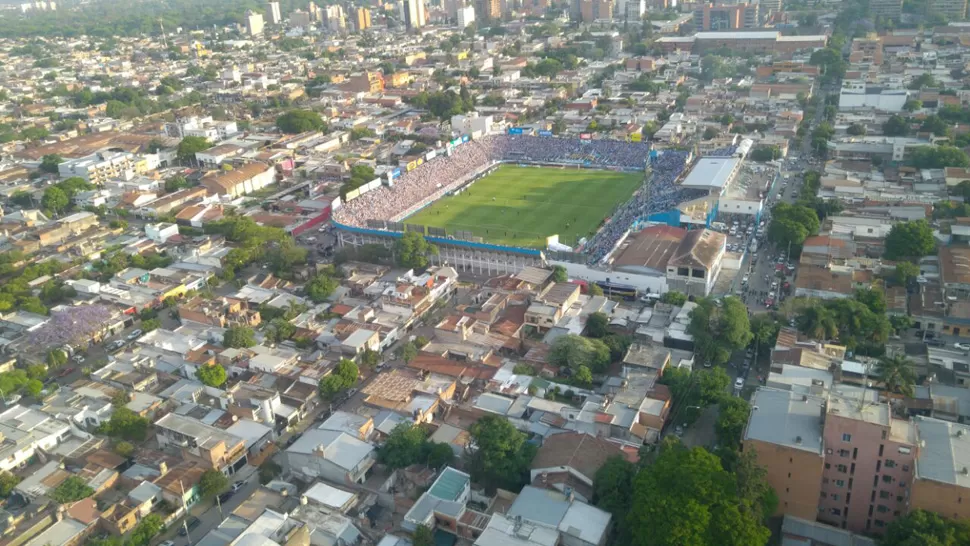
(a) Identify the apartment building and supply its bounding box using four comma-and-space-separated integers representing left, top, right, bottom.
400, 0, 426, 28
910, 416, 970, 521
344, 72, 385, 94
929, 0, 968, 19
870, 0, 903, 19
745, 387, 918, 534
200, 162, 274, 198
245, 10, 264, 36
354, 7, 371, 30
0, 405, 73, 472
693, 3, 759, 31
154, 413, 248, 476
265, 1, 281, 24
58, 151, 139, 184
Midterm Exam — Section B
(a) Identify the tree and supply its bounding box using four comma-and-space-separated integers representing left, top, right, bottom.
715, 398, 751, 447
588, 283, 604, 296
749, 314, 780, 349
876, 354, 917, 397
749, 146, 780, 162
223, 326, 257, 348
39, 153, 62, 173
795, 304, 838, 340
884, 220, 936, 261
176, 136, 210, 163
768, 202, 820, 248
909, 146, 970, 169
141, 318, 160, 332
921, 115, 951, 137
199, 469, 229, 499
702, 127, 719, 140
305, 273, 338, 303
258, 461, 283, 485
165, 175, 190, 193
276, 109, 326, 133
903, 99, 923, 112
129, 514, 165, 546
698, 367, 731, 405
47, 348, 68, 368
361, 348, 381, 369
99, 407, 151, 442
549, 334, 611, 373
593, 456, 636, 535
552, 265, 568, 282
115, 441, 134, 458
51, 476, 94, 504
0, 472, 20, 498
846, 123, 867, 136
660, 291, 687, 305
412, 525, 435, 546
586, 312, 609, 338
466, 415, 537, 493
395, 231, 438, 269
574, 365, 593, 386
402, 341, 418, 364
628, 440, 770, 546
688, 297, 753, 367
196, 363, 227, 387
883, 114, 910, 136
42, 186, 68, 215
379, 423, 428, 469
882, 510, 970, 546
909, 73, 939, 90
319, 358, 358, 398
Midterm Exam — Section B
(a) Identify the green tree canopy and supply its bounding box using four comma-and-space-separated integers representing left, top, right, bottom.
196, 363, 227, 387
319, 358, 358, 398
395, 231, 438, 269
39, 153, 62, 173
593, 455, 637, 541
715, 397, 751, 448
176, 136, 211, 162
627, 440, 770, 546
552, 265, 568, 282
909, 145, 970, 169
767, 202, 820, 248
549, 334, 611, 373
223, 326, 257, 348
688, 297, 753, 366
466, 415, 537, 493
305, 273, 339, 303
883, 115, 910, 136
276, 109, 326, 133
884, 220, 936, 261
41, 186, 68, 215
199, 469, 229, 498
99, 407, 151, 442
0, 472, 20, 498
585, 312, 609, 338
51, 476, 94, 504
881, 510, 970, 546
894, 261, 921, 286
660, 291, 687, 305
875, 354, 917, 398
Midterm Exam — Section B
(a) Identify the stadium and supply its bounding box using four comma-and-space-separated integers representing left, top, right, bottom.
331, 133, 744, 280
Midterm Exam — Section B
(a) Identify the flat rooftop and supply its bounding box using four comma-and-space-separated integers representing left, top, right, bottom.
744, 387, 824, 454
680, 157, 740, 190
914, 415, 970, 488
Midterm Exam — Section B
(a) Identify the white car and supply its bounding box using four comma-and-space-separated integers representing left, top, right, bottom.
955, 342, 970, 351
734, 377, 745, 390
127, 329, 143, 341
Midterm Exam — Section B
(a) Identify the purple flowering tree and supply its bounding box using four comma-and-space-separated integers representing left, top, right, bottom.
28, 305, 114, 349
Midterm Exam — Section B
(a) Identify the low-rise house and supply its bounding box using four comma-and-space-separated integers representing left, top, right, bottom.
529, 432, 629, 503
284, 429, 376, 485
200, 162, 274, 198
153, 413, 248, 475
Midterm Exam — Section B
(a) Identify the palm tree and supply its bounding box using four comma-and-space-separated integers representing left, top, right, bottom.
875, 355, 917, 398
796, 305, 837, 340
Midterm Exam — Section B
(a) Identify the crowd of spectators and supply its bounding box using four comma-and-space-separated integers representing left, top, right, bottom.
584, 151, 696, 264
333, 135, 703, 262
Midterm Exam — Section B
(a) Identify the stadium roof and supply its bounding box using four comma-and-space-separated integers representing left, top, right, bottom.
680, 157, 740, 190
613, 225, 686, 271
695, 31, 779, 40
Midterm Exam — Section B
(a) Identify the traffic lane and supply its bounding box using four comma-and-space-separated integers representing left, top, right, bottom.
172, 469, 259, 546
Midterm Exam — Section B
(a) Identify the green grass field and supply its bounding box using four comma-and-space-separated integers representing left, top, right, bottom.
405, 165, 642, 249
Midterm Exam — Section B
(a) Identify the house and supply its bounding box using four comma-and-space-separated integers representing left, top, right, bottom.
403, 467, 472, 533
0, 405, 74, 472
200, 162, 274, 198
665, 228, 725, 297
153, 413, 248, 476
529, 432, 629, 503
284, 429, 376, 485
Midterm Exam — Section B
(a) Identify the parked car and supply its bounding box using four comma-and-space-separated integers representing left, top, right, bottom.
926, 339, 946, 347
734, 377, 745, 390
127, 329, 143, 341
955, 342, 970, 351
179, 517, 201, 537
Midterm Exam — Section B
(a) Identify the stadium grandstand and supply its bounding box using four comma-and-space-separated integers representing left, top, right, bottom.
331, 133, 741, 275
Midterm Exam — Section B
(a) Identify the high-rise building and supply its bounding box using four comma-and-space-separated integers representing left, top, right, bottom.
245, 10, 265, 36
579, 0, 612, 22
400, 0, 427, 28
928, 0, 968, 20
308, 2, 322, 22
744, 388, 918, 535
618, 0, 645, 22
475, 0, 501, 21
521, 0, 550, 16
693, 3, 759, 30
290, 9, 312, 27
355, 7, 372, 30
323, 4, 346, 32
869, 0, 902, 19
345, 72, 385, 93
757, 0, 782, 18
266, 1, 282, 24
457, 4, 476, 26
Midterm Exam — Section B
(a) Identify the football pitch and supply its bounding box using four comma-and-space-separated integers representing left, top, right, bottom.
405, 165, 642, 249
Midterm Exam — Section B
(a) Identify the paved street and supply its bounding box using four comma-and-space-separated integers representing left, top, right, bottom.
161, 466, 259, 546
